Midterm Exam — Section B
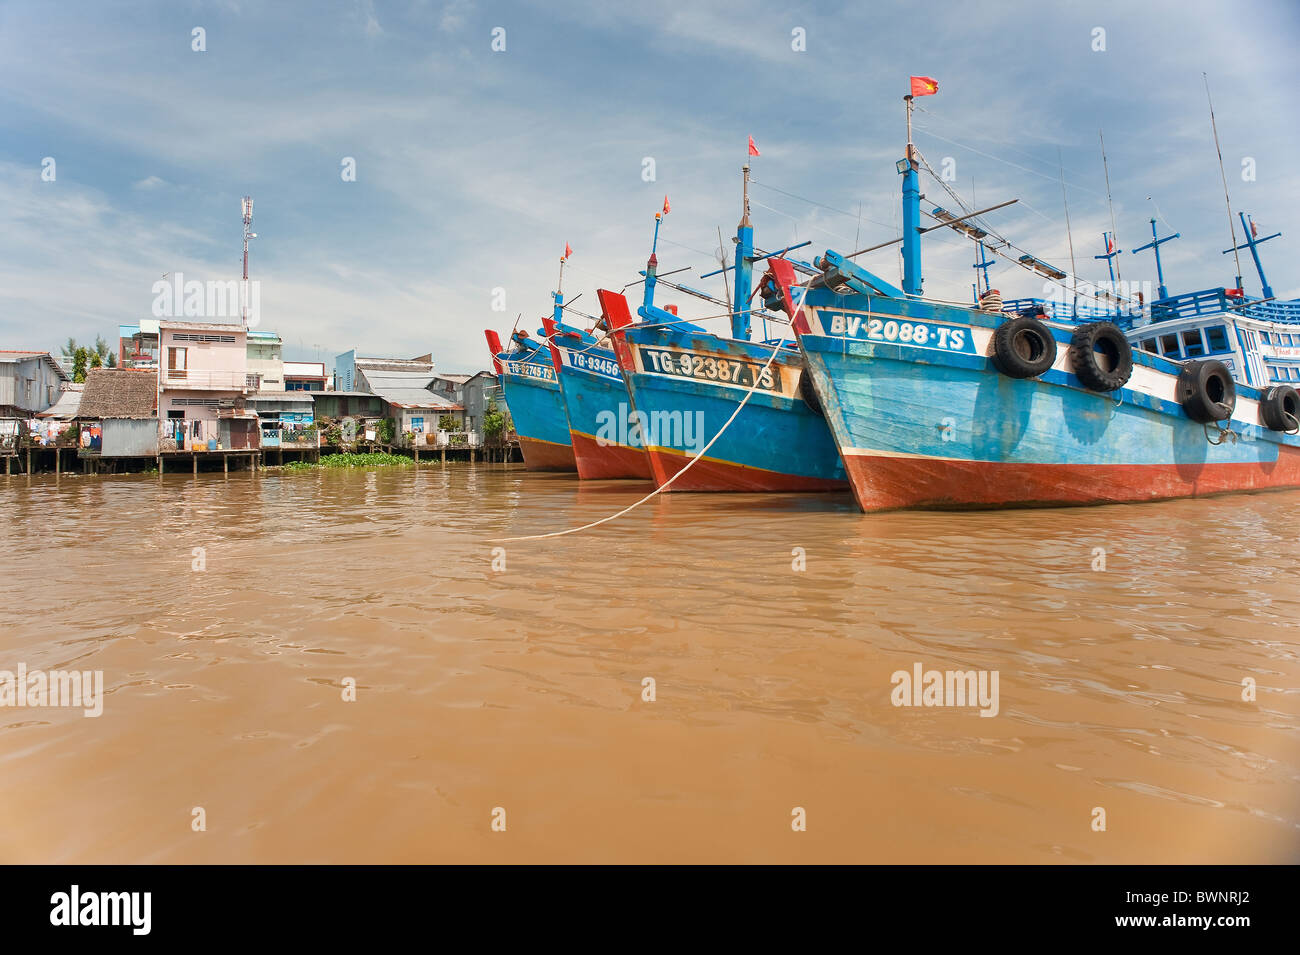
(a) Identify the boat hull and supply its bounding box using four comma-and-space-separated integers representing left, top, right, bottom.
797, 302, 1300, 510
499, 359, 576, 472
549, 341, 651, 480
611, 325, 848, 492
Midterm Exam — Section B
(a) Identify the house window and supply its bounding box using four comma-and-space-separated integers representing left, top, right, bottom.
1181, 329, 1205, 358
1206, 325, 1229, 352
1140, 339, 1157, 353
411, 416, 425, 433
24, 378, 32, 402
168, 346, 187, 378
1159, 333, 1179, 356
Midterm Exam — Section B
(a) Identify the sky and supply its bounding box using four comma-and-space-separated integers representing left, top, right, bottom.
2, 0, 1298, 372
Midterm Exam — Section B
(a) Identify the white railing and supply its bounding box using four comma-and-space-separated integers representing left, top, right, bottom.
160, 370, 248, 390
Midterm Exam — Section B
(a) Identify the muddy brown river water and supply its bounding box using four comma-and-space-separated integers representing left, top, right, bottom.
1, 464, 1297, 863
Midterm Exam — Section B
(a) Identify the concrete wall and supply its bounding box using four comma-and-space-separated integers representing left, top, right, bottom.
160, 326, 247, 390
247, 336, 284, 391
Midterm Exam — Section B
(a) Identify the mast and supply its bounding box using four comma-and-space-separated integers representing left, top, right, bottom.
1223, 212, 1281, 299
554, 255, 566, 323
900, 95, 923, 295
1131, 217, 1180, 301
732, 165, 754, 341
972, 242, 992, 300
1094, 232, 1123, 318
1204, 74, 1245, 292
642, 213, 662, 314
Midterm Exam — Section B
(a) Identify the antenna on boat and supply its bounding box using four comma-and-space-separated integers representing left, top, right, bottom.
1057, 148, 1079, 318
1098, 131, 1122, 287
1204, 73, 1245, 293
716, 226, 732, 307
1222, 212, 1281, 299
1132, 213, 1180, 301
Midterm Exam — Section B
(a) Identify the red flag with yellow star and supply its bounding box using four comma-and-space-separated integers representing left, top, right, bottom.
909, 76, 938, 97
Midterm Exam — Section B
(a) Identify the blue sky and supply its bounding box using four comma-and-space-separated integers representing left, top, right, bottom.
2, 0, 1297, 371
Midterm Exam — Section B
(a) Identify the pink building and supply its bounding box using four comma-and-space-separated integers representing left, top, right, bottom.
158, 320, 258, 450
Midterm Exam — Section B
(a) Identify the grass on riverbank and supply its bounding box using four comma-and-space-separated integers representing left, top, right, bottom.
281, 452, 413, 471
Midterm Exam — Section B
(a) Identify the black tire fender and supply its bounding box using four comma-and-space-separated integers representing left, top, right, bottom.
1259, 384, 1299, 432
1070, 322, 1133, 392
1177, 359, 1237, 423
991, 314, 1057, 379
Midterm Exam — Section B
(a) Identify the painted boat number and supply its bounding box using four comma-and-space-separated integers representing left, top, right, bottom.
824, 312, 973, 353
504, 360, 557, 382
565, 350, 621, 379
638, 347, 782, 391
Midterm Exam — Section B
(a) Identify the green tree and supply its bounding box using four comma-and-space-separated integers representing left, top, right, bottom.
92, 335, 112, 366
89, 351, 103, 370
483, 403, 504, 439
72, 347, 89, 383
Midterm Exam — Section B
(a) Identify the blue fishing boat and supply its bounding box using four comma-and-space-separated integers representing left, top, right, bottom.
601, 171, 848, 492
542, 307, 652, 480
485, 313, 576, 472
759, 90, 1300, 511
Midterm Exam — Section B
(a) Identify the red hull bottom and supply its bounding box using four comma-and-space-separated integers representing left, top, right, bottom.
571, 431, 652, 480
843, 448, 1300, 511
647, 447, 849, 493
518, 436, 577, 472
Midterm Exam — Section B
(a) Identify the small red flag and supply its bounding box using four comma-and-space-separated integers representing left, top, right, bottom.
564, 242, 572, 259
909, 76, 939, 97
662, 195, 670, 215
1107, 235, 1114, 254
1251, 219, 1259, 237
748, 135, 760, 157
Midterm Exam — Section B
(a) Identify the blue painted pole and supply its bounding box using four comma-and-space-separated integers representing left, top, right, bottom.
972, 241, 992, 298
1094, 232, 1123, 317
553, 257, 566, 322
1131, 217, 1179, 300
901, 95, 923, 296
732, 165, 754, 341
642, 215, 662, 313
1239, 212, 1274, 299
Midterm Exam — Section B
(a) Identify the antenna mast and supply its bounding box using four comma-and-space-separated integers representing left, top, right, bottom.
1204, 73, 1244, 291
1098, 132, 1122, 286
240, 196, 255, 327
1058, 148, 1079, 317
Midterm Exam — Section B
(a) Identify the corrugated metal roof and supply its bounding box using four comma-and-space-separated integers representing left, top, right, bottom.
360, 369, 462, 410
36, 388, 84, 419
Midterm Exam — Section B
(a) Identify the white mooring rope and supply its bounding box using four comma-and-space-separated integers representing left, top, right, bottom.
490, 285, 808, 543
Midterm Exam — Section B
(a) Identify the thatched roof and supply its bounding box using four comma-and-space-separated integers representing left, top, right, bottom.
76, 369, 157, 420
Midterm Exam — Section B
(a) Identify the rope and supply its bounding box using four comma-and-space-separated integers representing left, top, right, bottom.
489, 285, 808, 543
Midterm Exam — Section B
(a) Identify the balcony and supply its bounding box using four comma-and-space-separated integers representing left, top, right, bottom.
160, 370, 248, 391
260, 427, 319, 450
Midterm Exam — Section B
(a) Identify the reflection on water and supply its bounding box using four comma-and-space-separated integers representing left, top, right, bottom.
0, 464, 1297, 862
